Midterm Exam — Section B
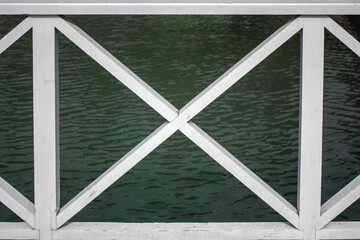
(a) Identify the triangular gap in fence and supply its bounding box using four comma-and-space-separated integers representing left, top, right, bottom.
54, 16, 178, 122
319, 23, 360, 228
57, 28, 164, 209
191, 29, 301, 211
0, 17, 35, 228
0, 202, 22, 221
322, 23, 360, 203
178, 18, 305, 228
0, 24, 33, 202
67, 131, 283, 223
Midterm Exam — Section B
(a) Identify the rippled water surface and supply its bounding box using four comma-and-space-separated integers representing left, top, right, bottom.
0, 15, 359, 222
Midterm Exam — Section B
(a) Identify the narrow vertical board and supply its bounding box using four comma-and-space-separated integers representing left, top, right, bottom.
33, 17, 60, 239
297, 17, 325, 240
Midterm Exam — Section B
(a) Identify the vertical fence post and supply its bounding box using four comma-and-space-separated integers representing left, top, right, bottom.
298, 17, 325, 240
33, 16, 59, 240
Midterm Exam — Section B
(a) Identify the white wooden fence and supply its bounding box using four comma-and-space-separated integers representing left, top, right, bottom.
0, 1, 359, 240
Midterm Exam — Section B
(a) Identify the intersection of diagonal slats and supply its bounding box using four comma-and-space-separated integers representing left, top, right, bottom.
56, 15, 303, 228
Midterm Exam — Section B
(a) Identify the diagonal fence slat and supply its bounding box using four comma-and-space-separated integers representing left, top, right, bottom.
57, 121, 180, 227
179, 16, 304, 119
180, 123, 299, 228
320, 175, 360, 228
323, 17, 360, 57
0, 177, 35, 228
56, 15, 304, 228
0, 17, 33, 55
54, 16, 178, 122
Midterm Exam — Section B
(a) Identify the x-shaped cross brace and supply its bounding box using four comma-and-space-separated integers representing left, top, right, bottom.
55, 16, 303, 228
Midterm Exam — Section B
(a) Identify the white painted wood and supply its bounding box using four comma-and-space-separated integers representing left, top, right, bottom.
297, 17, 325, 240
53, 222, 302, 240
317, 222, 360, 239
0, 177, 35, 228
33, 16, 60, 239
320, 175, 360, 228
0, 222, 39, 240
180, 123, 299, 228
0, 17, 33, 54
0, 1, 359, 15
57, 16, 303, 228
2, 221, 360, 240
54, 16, 178, 122
324, 17, 360, 58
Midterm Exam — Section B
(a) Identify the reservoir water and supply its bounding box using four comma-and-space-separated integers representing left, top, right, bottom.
0, 15, 359, 222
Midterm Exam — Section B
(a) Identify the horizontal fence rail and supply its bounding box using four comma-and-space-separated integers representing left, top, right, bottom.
0, 0, 360, 15
0, 1, 360, 240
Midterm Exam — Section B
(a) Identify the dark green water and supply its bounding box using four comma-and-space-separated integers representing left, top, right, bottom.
0, 15, 359, 222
